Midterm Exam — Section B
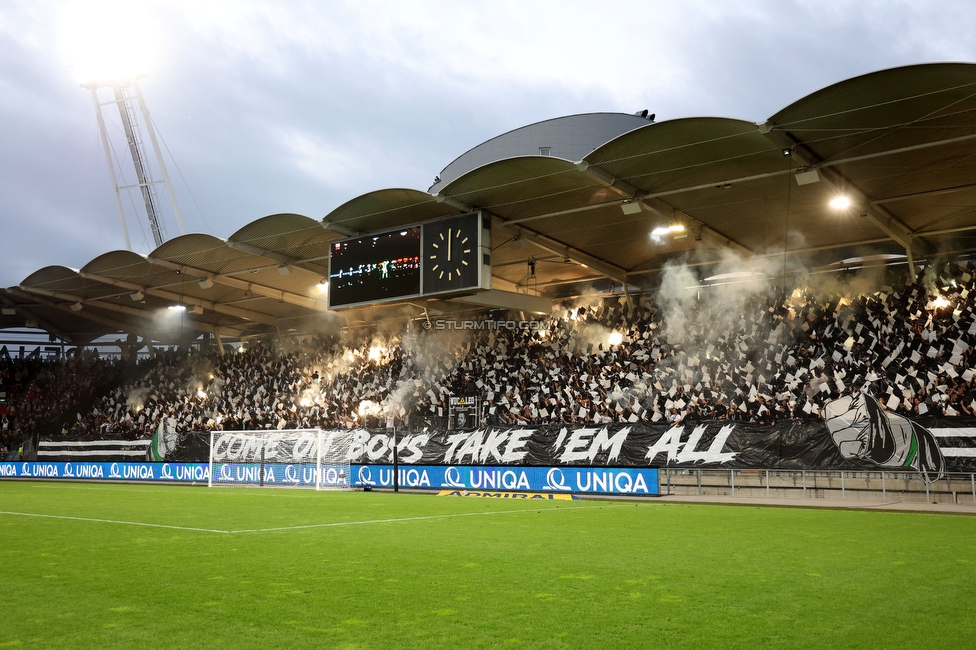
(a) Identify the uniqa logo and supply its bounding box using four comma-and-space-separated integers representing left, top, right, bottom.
545, 468, 571, 491
357, 466, 375, 485
441, 466, 465, 488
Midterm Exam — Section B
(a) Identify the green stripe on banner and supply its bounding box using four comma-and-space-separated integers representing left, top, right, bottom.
149, 422, 165, 462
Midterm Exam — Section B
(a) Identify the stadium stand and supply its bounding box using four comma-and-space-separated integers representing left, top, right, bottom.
1, 258, 975, 455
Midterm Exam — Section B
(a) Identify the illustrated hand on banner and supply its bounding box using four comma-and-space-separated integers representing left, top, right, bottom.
823, 393, 945, 482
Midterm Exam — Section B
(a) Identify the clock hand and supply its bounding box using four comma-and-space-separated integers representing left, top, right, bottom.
447, 228, 452, 261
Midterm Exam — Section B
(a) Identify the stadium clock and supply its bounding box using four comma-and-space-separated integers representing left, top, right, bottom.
421, 212, 489, 296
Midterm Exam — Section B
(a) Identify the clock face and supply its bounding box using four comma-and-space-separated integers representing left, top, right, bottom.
422, 213, 481, 295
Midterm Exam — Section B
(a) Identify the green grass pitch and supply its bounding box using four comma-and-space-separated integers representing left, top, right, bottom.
1, 482, 975, 649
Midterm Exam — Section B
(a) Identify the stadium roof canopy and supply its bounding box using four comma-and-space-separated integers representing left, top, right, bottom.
3, 63, 976, 347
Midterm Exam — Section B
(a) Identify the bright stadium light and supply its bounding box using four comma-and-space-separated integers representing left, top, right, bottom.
62, 0, 160, 84
168, 305, 186, 312
829, 196, 852, 210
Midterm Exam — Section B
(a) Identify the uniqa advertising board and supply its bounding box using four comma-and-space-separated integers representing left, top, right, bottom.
0, 462, 659, 495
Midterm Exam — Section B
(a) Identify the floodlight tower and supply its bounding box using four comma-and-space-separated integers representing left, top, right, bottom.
83, 76, 186, 250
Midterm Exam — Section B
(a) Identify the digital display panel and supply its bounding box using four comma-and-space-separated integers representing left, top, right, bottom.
328, 227, 421, 308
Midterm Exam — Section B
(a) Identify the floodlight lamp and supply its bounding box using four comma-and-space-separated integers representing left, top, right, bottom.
168, 305, 186, 312
829, 196, 852, 210
621, 201, 643, 215
651, 226, 670, 238
794, 169, 821, 186
64, 1, 160, 84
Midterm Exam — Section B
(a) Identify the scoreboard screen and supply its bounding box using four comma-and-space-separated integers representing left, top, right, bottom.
328, 227, 422, 309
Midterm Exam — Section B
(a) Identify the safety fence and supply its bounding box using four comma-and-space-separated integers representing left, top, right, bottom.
660, 468, 976, 504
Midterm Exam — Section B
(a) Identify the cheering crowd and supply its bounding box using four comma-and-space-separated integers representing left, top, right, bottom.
3, 262, 976, 445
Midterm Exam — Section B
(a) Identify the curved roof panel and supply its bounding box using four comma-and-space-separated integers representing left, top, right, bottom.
82, 250, 155, 279
768, 63, 976, 163
323, 188, 459, 234
430, 112, 652, 193
438, 156, 609, 220
229, 213, 335, 263
584, 117, 785, 196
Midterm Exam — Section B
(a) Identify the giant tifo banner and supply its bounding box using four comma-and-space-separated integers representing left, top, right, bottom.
159, 394, 976, 483
9, 395, 976, 487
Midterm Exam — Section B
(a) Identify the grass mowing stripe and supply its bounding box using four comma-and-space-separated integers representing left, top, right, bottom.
231, 501, 620, 533
0, 510, 229, 534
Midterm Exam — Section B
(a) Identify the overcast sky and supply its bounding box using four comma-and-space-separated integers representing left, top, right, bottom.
1, 0, 974, 288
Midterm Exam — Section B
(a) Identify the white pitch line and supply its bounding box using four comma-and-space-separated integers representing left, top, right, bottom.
0, 502, 619, 535
0, 510, 230, 534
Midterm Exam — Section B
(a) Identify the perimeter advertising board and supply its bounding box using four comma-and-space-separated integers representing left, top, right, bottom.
0, 461, 658, 496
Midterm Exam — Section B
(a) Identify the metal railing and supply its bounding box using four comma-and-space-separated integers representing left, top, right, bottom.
660, 469, 976, 504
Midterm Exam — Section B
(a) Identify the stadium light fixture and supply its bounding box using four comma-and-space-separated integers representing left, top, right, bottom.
130, 291, 144, 301
63, 1, 160, 84
315, 279, 329, 292
1, 308, 15, 315
794, 169, 821, 185
168, 304, 186, 312
621, 201, 642, 215
829, 196, 852, 210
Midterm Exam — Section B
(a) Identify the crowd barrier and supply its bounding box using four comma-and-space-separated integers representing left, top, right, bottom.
661, 468, 976, 504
